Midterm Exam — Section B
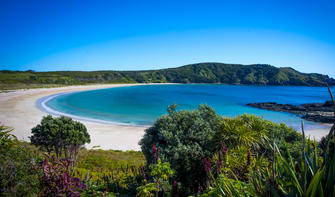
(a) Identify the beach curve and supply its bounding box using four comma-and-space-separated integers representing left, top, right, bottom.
36, 91, 151, 127
0, 84, 152, 151
0, 83, 332, 151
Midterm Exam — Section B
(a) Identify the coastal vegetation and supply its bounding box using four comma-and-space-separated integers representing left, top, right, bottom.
1, 63, 335, 90
30, 115, 90, 164
0, 88, 334, 196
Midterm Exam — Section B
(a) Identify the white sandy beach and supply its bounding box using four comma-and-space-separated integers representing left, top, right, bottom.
0, 84, 332, 151
0, 84, 149, 151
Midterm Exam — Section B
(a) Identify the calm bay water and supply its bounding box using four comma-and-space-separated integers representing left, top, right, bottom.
44, 84, 334, 130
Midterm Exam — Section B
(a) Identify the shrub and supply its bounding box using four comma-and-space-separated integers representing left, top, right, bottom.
0, 124, 41, 196
35, 154, 86, 196
215, 114, 302, 160
139, 104, 221, 194
214, 114, 269, 151
30, 115, 90, 169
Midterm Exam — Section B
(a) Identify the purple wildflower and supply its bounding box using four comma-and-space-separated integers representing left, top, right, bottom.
153, 145, 158, 162
220, 141, 227, 156
198, 184, 203, 193
216, 160, 221, 174
247, 150, 251, 166
140, 164, 146, 180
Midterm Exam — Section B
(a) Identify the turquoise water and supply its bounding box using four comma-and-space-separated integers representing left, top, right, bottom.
44, 84, 334, 130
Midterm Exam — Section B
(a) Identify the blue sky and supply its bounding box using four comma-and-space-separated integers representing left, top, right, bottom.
0, 0, 335, 77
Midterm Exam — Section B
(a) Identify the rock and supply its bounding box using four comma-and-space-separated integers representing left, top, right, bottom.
302, 113, 334, 124
247, 101, 334, 124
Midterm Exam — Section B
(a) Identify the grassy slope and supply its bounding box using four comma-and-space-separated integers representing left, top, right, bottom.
1, 63, 334, 90
17, 141, 145, 180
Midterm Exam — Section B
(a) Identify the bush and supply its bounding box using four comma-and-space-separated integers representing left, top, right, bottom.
214, 114, 269, 151
0, 124, 41, 196
215, 114, 302, 159
139, 104, 221, 194
36, 154, 86, 196
30, 115, 90, 169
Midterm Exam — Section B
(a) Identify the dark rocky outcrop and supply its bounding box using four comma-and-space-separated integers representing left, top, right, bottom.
247, 101, 334, 123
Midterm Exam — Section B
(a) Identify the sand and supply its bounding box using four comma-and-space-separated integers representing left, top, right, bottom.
0, 84, 148, 151
303, 127, 332, 141
0, 84, 332, 151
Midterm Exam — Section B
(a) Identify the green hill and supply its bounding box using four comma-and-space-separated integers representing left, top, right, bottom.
1, 63, 334, 89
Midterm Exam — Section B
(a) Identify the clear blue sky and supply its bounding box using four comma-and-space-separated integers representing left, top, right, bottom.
1, 0, 335, 77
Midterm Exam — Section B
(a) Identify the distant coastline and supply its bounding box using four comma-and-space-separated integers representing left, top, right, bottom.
1, 63, 335, 91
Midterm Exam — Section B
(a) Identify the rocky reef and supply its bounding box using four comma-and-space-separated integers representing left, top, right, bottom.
247, 101, 334, 123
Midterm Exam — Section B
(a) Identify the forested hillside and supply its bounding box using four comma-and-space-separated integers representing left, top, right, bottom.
1, 63, 334, 89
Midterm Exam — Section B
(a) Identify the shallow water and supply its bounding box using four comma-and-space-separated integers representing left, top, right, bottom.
43, 84, 334, 130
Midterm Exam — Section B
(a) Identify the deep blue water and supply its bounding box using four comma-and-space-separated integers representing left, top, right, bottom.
44, 84, 334, 130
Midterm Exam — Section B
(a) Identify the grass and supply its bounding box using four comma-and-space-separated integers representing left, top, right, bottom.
0, 83, 68, 91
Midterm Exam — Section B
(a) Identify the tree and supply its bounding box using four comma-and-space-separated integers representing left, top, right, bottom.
30, 115, 90, 169
139, 104, 220, 195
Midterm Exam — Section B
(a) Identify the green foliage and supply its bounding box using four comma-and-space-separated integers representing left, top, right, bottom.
139, 104, 221, 194
218, 146, 255, 181
0, 124, 15, 150
30, 115, 90, 169
76, 149, 145, 173
149, 160, 174, 182
81, 182, 117, 197
136, 183, 158, 197
75, 149, 146, 195
140, 106, 306, 196
150, 160, 174, 195
213, 114, 303, 180
214, 89, 334, 197
136, 160, 174, 197
201, 174, 257, 197
36, 154, 86, 197
217, 114, 303, 158
0, 125, 42, 196
2, 87, 334, 196
215, 114, 269, 151
1, 63, 334, 90
249, 136, 335, 197
200, 126, 334, 197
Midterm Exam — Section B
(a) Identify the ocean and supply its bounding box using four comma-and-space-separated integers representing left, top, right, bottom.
41, 84, 334, 130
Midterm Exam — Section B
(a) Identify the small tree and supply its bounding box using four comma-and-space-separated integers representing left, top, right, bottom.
30, 115, 90, 168
139, 104, 220, 194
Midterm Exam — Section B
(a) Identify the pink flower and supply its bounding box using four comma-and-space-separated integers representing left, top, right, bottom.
140, 164, 146, 180
216, 160, 221, 174
220, 141, 227, 156
153, 145, 158, 162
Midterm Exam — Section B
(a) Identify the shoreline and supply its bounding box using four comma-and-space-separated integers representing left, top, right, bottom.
0, 83, 332, 151
36, 90, 150, 127
0, 84, 153, 151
